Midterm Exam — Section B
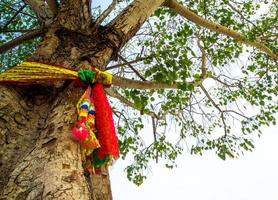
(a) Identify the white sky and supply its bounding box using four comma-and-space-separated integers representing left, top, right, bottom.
93, 1, 278, 199
111, 125, 278, 200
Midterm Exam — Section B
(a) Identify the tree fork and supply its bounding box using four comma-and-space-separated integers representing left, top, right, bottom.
0, 0, 167, 199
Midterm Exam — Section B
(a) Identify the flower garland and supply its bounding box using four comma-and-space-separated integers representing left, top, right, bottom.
0, 61, 119, 172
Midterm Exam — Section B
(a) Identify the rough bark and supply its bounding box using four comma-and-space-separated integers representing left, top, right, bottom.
0, 84, 92, 199
106, 0, 165, 51
0, 0, 165, 199
0, 40, 113, 200
0, 86, 114, 200
25, 0, 54, 25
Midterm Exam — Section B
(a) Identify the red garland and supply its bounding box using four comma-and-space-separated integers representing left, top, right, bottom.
93, 83, 120, 160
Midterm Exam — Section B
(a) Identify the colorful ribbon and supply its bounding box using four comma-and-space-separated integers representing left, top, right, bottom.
0, 62, 113, 86
0, 61, 119, 171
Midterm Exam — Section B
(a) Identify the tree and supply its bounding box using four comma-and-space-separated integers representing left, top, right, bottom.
0, 0, 277, 199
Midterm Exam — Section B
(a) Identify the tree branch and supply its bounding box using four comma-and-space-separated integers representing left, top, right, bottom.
58, 0, 92, 33
94, 0, 118, 27
0, 29, 45, 54
46, 0, 58, 15
164, 0, 277, 60
112, 68, 210, 90
87, 0, 164, 68
113, 76, 177, 90
107, 0, 165, 49
25, 0, 54, 25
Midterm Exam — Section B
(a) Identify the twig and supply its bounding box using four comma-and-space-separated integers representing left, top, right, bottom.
220, 113, 228, 137
151, 116, 159, 163
196, 35, 207, 76
210, 76, 237, 87
200, 84, 228, 136
106, 55, 152, 70
7, 5, 36, 18
105, 87, 158, 118
223, 110, 249, 119
200, 84, 221, 111
226, 2, 256, 27
0, 29, 36, 33
118, 55, 147, 81
1, 4, 27, 31
0, 29, 45, 54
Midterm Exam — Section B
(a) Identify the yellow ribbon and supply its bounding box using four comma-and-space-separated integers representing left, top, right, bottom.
0, 61, 113, 85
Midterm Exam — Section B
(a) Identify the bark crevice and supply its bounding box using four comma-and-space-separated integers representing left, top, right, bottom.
1, 0, 167, 199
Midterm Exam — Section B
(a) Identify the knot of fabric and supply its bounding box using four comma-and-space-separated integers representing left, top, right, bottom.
78, 70, 96, 84
0, 62, 119, 171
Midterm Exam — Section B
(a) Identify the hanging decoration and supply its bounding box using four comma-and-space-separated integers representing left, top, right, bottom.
0, 61, 119, 172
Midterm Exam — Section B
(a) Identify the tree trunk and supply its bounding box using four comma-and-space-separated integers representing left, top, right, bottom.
0, 27, 115, 199
0, 83, 113, 199
0, 84, 82, 199
0, 0, 165, 199
0, 27, 115, 198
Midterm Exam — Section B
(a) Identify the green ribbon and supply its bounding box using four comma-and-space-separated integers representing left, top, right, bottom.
78, 70, 96, 84
93, 150, 111, 167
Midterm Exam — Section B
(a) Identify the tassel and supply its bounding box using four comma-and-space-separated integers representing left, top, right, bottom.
93, 83, 120, 163
0, 61, 119, 169
72, 121, 89, 142
73, 85, 100, 158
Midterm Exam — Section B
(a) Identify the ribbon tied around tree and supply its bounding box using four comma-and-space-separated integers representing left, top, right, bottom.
0, 62, 120, 172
